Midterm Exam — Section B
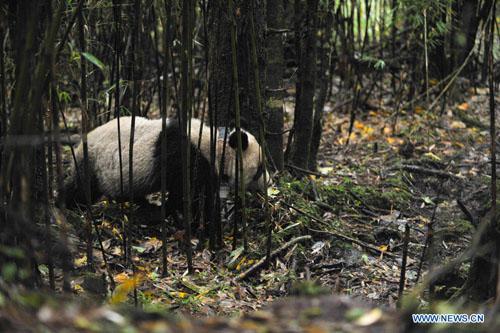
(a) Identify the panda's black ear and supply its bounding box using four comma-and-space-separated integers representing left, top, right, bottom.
228, 131, 249, 151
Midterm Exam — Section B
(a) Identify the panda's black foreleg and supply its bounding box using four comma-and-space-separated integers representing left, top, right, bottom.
62, 170, 102, 209
62, 175, 79, 208
165, 194, 184, 229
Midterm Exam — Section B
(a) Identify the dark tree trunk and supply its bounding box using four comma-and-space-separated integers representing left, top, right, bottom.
208, 0, 232, 127
428, 11, 448, 79
309, 8, 333, 171
1, 0, 40, 286
1, 0, 62, 286
208, 0, 265, 134
451, 0, 480, 72
265, 0, 285, 171
460, 2, 498, 301
459, 210, 499, 301
290, 0, 318, 170
429, 0, 491, 79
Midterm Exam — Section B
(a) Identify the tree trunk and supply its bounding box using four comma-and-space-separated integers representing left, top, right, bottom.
459, 210, 499, 301
451, 0, 480, 73
290, 0, 318, 171
265, 0, 285, 171
208, 0, 265, 134
460, 5, 498, 301
309, 7, 333, 171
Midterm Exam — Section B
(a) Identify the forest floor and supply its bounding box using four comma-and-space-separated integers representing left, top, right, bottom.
39, 82, 497, 320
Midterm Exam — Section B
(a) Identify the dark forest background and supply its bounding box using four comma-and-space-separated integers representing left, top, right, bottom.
0, 0, 499, 331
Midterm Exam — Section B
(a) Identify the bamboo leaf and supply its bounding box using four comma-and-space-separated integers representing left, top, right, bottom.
81, 52, 105, 71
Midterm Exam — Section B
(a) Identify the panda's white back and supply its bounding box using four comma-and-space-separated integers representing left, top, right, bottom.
84, 116, 163, 197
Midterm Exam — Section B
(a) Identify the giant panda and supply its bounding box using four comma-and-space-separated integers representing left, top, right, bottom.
63, 116, 269, 224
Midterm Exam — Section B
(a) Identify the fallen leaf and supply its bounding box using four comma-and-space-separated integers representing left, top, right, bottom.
355, 308, 383, 326
74, 255, 87, 268
457, 102, 469, 111
450, 120, 466, 129
378, 245, 388, 253
114, 272, 129, 284
423, 152, 441, 161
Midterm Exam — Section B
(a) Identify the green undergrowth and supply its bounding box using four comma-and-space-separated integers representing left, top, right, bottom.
250, 172, 413, 253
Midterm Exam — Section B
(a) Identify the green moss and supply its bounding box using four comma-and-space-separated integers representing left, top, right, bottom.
449, 219, 474, 236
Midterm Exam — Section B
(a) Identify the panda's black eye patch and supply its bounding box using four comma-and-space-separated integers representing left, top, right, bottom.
228, 130, 249, 151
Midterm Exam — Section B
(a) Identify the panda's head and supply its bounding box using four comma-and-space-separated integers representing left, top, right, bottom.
220, 129, 271, 192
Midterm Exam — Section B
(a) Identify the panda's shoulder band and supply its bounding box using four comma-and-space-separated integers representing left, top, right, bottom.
252, 163, 265, 182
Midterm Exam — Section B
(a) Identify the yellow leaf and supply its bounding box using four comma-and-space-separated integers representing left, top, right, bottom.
378, 245, 388, 252
386, 137, 403, 145
109, 274, 142, 305
414, 106, 425, 114
450, 120, 466, 129
318, 166, 333, 175
363, 126, 373, 134
74, 255, 87, 268
135, 265, 148, 272
355, 308, 383, 326
74, 316, 96, 330
145, 237, 162, 249
236, 256, 247, 271
111, 227, 121, 237
170, 291, 189, 299
354, 121, 364, 130
267, 187, 280, 198
109, 286, 128, 304
457, 102, 469, 111
114, 272, 129, 284
429, 79, 439, 86
423, 152, 441, 161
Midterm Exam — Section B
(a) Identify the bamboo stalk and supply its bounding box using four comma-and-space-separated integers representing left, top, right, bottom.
249, 0, 271, 265
77, 1, 94, 269
181, 0, 194, 273
227, 0, 247, 252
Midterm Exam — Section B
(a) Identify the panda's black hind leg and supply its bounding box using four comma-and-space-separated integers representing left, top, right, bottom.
132, 197, 163, 225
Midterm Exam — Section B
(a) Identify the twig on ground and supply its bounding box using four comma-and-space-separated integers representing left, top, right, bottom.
397, 223, 410, 307
308, 227, 398, 259
416, 203, 438, 283
456, 199, 476, 227
281, 201, 399, 258
235, 235, 312, 281
285, 164, 326, 177
394, 164, 464, 180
